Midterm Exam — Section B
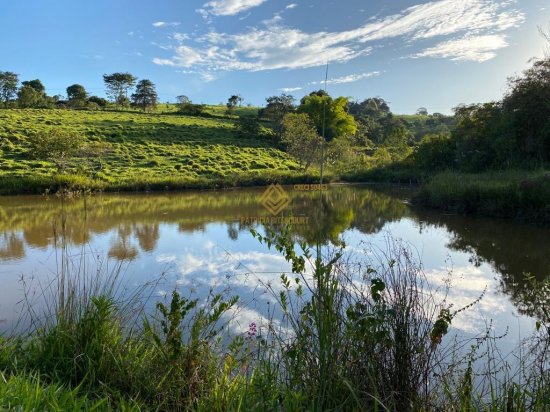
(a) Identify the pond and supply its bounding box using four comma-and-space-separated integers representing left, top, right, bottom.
0, 184, 548, 354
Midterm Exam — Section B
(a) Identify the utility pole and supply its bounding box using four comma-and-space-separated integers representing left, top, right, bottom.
320, 61, 329, 185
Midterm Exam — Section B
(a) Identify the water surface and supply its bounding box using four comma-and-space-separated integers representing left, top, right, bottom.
0, 185, 548, 351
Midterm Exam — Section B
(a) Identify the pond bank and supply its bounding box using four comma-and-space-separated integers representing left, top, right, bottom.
1, 168, 549, 225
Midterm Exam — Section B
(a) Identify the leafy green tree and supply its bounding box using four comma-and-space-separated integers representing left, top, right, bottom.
452, 102, 506, 170
227, 94, 243, 108
379, 115, 413, 160
88, 96, 108, 107
0, 71, 18, 106
176, 95, 205, 116
260, 94, 295, 139
353, 115, 381, 146
236, 115, 261, 137
21, 79, 45, 94
66, 84, 87, 108
502, 56, 550, 164
66, 84, 87, 105
131, 79, 158, 111
176, 95, 191, 105
348, 97, 391, 119
226, 95, 243, 115
416, 107, 428, 116
414, 133, 455, 171
297, 91, 357, 140
28, 129, 83, 172
325, 137, 356, 172
103, 72, 137, 106
281, 113, 323, 171
17, 85, 42, 108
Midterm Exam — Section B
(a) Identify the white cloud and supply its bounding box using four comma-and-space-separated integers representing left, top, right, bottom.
81, 54, 104, 60
286, 3, 298, 9
152, 58, 176, 66
415, 34, 508, 62
201, 72, 217, 82
154, 0, 525, 74
425, 265, 507, 334
198, 0, 268, 17
310, 71, 381, 86
152, 21, 180, 28
153, 27, 373, 71
279, 87, 302, 92
172, 33, 190, 42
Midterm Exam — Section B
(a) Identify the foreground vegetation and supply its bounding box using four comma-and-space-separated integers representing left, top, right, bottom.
0, 228, 549, 411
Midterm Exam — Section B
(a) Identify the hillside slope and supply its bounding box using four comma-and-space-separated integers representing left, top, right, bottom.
0, 109, 313, 194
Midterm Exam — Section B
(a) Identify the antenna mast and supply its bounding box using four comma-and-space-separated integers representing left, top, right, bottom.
320, 61, 329, 185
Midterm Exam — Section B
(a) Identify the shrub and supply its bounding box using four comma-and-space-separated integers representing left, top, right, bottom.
236, 115, 261, 137
178, 103, 206, 116
27, 129, 83, 172
88, 96, 108, 107
414, 133, 455, 171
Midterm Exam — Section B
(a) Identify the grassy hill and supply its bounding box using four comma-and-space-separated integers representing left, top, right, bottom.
0, 108, 319, 194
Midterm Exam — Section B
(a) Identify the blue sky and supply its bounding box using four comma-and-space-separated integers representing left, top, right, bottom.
1, 0, 548, 113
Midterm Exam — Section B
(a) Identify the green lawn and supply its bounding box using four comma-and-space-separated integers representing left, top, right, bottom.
0, 108, 315, 194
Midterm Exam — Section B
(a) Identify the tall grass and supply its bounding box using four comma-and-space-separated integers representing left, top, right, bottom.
415, 170, 550, 224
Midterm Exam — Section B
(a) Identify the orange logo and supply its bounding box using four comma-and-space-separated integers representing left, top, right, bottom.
260, 184, 290, 215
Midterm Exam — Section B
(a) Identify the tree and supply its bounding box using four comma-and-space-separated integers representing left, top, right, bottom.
88, 96, 108, 107
379, 115, 413, 160
66, 84, 87, 101
281, 113, 323, 171
236, 115, 261, 137
176, 95, 191, 105
28, 129, 83, 172
0, 71, 18, 106
502, 56, 550, 164
21, 79, 45, 94
348, 97, 391, 119
416, 107, 428, 116
260, 94, 295, 139
414, 133, 455, 171
262, 94, 295, 122
17, 85, 42, 108
451, 102, 506, 170
176, 95, 205, 116
297, 91, 357, 140
66, 84, 87, 107
131, 79, 158, 111
103, 72, 137, 106
226, 94, 243, 113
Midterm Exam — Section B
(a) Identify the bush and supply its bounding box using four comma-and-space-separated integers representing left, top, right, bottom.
236, 115, 261, 137
414, 133, 455, 171
86, 102, 100, 111
27, 129, 83, 172
178, 103, 206, 116
88, 96, 108, 107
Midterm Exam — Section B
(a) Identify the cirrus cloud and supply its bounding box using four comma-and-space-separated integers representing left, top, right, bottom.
154, 0, 525, 76
414, 34, 509, 62
152, 21, 180, 28
309, 71, 381, 86
198, 0, 268, 17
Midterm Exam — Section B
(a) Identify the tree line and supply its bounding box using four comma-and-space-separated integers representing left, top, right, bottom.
413, 54, 550, 171
0, 72, 158, 111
